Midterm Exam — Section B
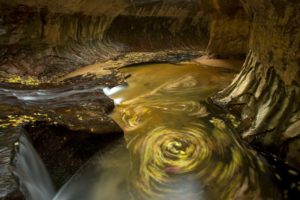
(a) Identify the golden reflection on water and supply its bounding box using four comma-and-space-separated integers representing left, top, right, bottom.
108, 63, 281, 200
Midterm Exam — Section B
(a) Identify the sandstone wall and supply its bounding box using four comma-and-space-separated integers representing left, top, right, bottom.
215, 0, 300, 168
0, 0, 250, 78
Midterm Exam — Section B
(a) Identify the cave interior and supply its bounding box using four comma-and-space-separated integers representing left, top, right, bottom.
0, 0, 299, 200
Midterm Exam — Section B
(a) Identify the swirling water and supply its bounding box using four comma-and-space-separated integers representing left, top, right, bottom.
12, 62, 287, 200
106, 63, 282, 200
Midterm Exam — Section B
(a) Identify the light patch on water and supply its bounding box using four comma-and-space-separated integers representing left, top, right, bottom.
103, 85, 127, 96
114, 98, 123, 105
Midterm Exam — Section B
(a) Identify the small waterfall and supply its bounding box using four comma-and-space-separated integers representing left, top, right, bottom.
14, 132, 56, 200
13, 132, 129, 200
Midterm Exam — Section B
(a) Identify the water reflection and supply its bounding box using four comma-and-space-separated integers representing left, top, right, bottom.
107, 63, 282, 199
8, 62, 286, 200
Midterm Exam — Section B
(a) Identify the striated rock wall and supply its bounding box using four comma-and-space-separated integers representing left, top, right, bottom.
0, 0, 250, 78
3, 0, 300, 198
206, 0, 250, 58
243, 0, 300, 86
214, 0, 300, 168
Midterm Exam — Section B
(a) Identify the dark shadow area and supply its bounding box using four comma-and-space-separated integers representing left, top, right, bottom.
24, 122, 124, 189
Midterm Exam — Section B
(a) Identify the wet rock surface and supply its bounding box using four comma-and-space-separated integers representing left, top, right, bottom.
0, 0, 299, 199
0, 74, 122, 133
0, 51, 204, 199
0, 73, 124, 199
213, 0, 300, 170
24, 123, 123, 189
0, 127, 24, 200
0, 0, 249, 79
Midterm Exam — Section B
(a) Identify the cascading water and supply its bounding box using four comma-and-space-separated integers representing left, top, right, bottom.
14, 131, 55, 200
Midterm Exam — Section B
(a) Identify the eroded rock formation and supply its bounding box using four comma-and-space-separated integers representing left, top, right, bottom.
213, 0, 300, 169
0, 0, 204, 78
0, 0, 299, 199
0, 0, 250, 78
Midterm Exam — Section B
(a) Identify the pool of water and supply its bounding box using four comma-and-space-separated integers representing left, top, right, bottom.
7, 62, 290, 200
104, 63, 282, 200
